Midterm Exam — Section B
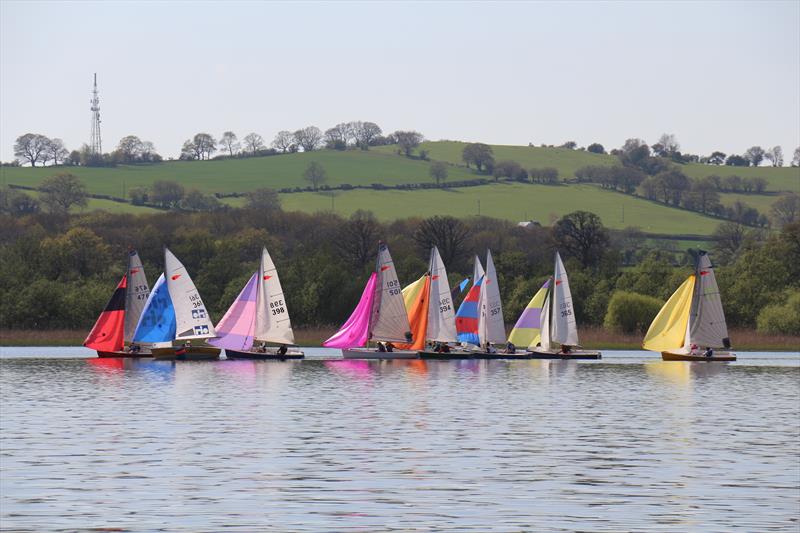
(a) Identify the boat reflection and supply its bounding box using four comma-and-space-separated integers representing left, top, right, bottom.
645, 360, 729, 385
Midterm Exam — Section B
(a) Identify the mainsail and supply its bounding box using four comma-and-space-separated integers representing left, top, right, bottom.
642, 275, 695, 352
369, 242, 411, 343
551, 252, 579, 346
686, 252, 730, 349
426, 246, 457, 343
477, 249, 505, 345
323, 272, 377, 348
508, 279, 550, 349
84, 276, 127, 352
164, 247, 216, 341
123, 250, 150, 343
133, 273, 177, 344
254, 247, 295, 345
209, 272, 258, 351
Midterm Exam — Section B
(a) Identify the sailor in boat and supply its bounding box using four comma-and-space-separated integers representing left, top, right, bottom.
175, 341, 188, 356
385, 342, 395, 353
377, 342, 387, 353
484, 343, 496, 354
277, 344, 288, 356
505, 341, 516, 354
561, 345, 572, 355
257, 342, 268, 353
704, 347, 713, 358
690, 343, 699, 355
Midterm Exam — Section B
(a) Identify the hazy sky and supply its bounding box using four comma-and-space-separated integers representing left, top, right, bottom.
2, 1, 798, 162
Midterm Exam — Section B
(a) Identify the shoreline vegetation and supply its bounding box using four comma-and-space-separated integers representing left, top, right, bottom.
2, 327, 798, 352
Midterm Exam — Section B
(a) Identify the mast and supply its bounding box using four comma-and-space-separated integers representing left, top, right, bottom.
89, 73, 102, 155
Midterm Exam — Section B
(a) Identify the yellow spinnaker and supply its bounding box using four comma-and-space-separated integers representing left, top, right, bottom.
508, 284, 549, 349
642, 275, 695, 352
402, 274, 427, 310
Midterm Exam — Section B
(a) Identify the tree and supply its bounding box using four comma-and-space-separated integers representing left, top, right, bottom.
723, 175, 742, 192
181, 189, 221, 211
324, 123, 350, 149
194, 133, 216, 160
492, 160, 523, 181
0, 188, 39, 215
586, 143, 605, 154
412, 216, 469, 267
684, 177, 721, 214
712, 221, 749, 263
708, 151, 726, 165
271, 131, 294, 153
793, 147, 800, 167
552, 210, 610, 268
303, 161, 327, 190
45, 138, 68, 166
744, 146, 765, 167
462, 142, 494, 172
560, 141, 577, 150
652, 133, 680, 157
764, 146, 783, 167
725, 154, 749, 167
243, 133, 265, 155
336, 210, 379, 267
150, 180, 185, 208
14, 133, 50, 167
529, 167, 559, 184
353, 121, 382, 149
220, 131, 240, 156
129, 187, 148, 205
771, 193, 800, 227
430, 161, 448, 186
394, 130, 423, 157
244, 188, 281, 211
38, 173, 88, 213
115, 135, 144, 163
293, 126, 323, 152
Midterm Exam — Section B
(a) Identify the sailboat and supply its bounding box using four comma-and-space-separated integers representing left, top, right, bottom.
508, 252, 601, 359
325, 242, 416, 359
84, 249, 152, 357
643, 250, 735, 361
455, 255, 484, 346
210, 247, 303, 359
144, 248, 221, 360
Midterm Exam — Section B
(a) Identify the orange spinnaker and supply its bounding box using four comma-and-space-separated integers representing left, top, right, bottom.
396, 275, 430, 351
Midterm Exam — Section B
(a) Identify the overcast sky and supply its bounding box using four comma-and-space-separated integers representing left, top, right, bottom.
1, 1, 798, 162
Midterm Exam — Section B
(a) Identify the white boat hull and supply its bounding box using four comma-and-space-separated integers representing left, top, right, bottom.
341, 348, 418, 360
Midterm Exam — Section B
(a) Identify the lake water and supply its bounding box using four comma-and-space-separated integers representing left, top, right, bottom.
1, 348, 798, 531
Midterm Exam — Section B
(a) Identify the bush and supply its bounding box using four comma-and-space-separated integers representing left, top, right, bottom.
756, 291, 800, 335
603, 290, 664, 333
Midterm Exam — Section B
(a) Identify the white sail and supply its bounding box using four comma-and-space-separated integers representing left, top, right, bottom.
426, 246, 458, 343
164, 247, 217, 341
473, 255, 485, 288
687, 252, 730, 349
123, 249, 150, 343
551, 252, 579, 346
477, 250, 506, 345
369, 242, 411, 343
254, 247, 295, 345
539, 289, 552, 351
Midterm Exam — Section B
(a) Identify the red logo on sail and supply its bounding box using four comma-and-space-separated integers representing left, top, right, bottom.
380, 266, 390, 271
432, 275, 439, 280
130, 268, 139, 274
700, 270, 709, 276
263, 275, 272, 280
171, 274, 181, 281
556, 280, 562, 285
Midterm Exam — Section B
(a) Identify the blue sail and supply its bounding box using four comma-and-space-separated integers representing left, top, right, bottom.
133, 273, 176, 343
455, 275, 483, 345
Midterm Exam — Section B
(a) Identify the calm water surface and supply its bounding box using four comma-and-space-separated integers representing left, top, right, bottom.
1, 348, 798, 532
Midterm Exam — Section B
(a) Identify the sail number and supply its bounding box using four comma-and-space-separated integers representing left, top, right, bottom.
386, 280, 401, 296
189, 293, 204, 309
439, 297, 451, 313
133, 285, 149, 300
270, 299, 286, 316
559, 301, 572, 318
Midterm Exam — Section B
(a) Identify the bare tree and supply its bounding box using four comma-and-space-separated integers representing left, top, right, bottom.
744, 146, 765, 167
336, 210, 379, 267
324, 123, 351, 149
271, 131, 294, 153
652, 133, 680, 157
353, 121, 382, 149
793, 147, 800, 167
294, 126, 323, 152
771, 193, 800, 227
764, 146, 783, 167
245, 188, 281, 211
412, 216, 469, 267
220, 131, 240, 156
14, 133, 50, 167
38, 173, 88, 213
394, 130, 423, 157
243, 132, 265, 155
116, 135, 144, 163
303, 161, 327, 190
46, 138, 69, 166
430, 161, 448, 186
194, 133, 216, 160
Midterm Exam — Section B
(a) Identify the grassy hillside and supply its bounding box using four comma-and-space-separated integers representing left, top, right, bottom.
274, 183, 722, 235
682, 163, 799, 192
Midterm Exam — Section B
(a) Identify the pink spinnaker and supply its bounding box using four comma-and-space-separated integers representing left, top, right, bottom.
209, 272, 258, 351
323, 272, 377, 348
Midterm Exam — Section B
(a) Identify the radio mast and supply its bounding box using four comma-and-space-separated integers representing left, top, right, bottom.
89, 73, 102, 154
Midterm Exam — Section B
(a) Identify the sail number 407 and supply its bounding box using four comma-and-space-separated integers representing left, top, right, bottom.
270, 299, 286, 316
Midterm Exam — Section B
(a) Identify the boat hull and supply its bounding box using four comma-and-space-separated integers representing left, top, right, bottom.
225, 349, 304, 360
96, 350, 152, 358
528, 349, 602, 360
661, 351, 736, 362
341, 348, 418, 360
151, 346, 221, 361
418, 350, 477, 360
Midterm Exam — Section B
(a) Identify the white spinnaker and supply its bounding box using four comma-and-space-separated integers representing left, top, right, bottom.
254, 247, 295, 345
369, 242, 411, 343
123, 250, 150, 343
426, 246, 457, 343
164, 247, 217, 340
539, 290, 552, 351
473, 255, 485, 288
551, 252, 579, 346
687, 252, 730, 349
477, 250, 506, 344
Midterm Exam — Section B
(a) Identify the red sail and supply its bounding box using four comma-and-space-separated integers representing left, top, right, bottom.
84, 276, 127, 352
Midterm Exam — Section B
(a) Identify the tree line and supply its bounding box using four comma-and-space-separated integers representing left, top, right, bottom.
11, 133, 163, 168
1, 204, 797, 337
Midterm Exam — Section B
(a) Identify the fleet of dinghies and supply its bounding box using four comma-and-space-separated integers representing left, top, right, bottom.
86, 244, 736, 362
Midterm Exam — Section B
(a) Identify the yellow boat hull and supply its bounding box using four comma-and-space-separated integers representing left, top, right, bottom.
661, 351, 736, 362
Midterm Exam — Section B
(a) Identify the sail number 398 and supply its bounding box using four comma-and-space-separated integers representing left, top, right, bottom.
270, 299, 286, 316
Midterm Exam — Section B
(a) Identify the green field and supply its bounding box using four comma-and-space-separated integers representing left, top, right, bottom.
682, 163, 799, 193
277, 183, 721, 235
718, 192, 782, 213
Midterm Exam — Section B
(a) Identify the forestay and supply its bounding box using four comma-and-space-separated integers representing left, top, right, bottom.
164, 247, 216, 341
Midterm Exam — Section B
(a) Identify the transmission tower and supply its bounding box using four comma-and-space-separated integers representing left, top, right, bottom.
89, 73, 102, 154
